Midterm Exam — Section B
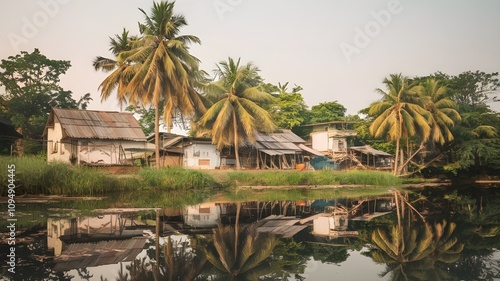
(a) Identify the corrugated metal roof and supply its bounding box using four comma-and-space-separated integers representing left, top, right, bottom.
260, 149, 299, 156
54, 237, 147, 271
298, 144, 325, 156
255, 129, 304, 151
349, 146, 392, 156
49, 108, 146, 141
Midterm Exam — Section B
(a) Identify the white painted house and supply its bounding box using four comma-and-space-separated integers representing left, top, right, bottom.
307, 121, 358, 158
44, 108, 147, 165
183, 138, 221, 169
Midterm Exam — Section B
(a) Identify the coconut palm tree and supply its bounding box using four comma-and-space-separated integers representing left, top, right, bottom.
198, 57, 276, 169
368, 74, 431, 175
118, 1, 205, 168
93, 29, 136, 111
412, 78, 461, 146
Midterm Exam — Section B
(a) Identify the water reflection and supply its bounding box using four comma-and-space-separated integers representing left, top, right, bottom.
1, 186, 499, 280
365, 191, 464, 280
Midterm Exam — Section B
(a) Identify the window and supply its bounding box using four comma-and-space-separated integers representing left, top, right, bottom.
52, 141, 58, 154
199, 159, 210, 166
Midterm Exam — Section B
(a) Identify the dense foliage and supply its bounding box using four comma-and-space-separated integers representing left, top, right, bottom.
0, 49, 91, 154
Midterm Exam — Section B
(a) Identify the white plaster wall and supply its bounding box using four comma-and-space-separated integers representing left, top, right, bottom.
46, 120, 71, 163
79, 139, 146, 165
311, 131, 328, 152
183, 143, 220, 169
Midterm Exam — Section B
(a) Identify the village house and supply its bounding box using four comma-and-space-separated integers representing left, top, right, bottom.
221, 129, 325, 170
305, 121, 393, 170
0, 117, 22, 155
147, 133, 221, 169
44, 108, 147, 165
149, 129, 323, 170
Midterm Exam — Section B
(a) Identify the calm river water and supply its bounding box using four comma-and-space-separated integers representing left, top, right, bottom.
1, 185, 499, 280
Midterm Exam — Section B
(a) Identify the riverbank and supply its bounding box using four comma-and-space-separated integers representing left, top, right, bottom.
0, 156, 411, 196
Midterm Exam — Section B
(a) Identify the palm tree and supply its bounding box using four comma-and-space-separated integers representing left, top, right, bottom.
93, 29, 136, 111
118, 1, 205, 168
198, 57, 276, 169
368, 74, 431, 175
412, 78, 461, 146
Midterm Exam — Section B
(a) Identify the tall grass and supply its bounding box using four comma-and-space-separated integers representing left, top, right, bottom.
0, 156, 126, 196
223, 169, 402, 187
1, 155, 402, 196
138, 168, 220, 190
333, 170, 403, 186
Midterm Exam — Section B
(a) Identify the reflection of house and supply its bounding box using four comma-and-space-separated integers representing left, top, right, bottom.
53, 238, 147, 271
44, 108, 147, 165
47, 209, 158, 256
183, 203, 221, 227
312, 206, 350, 237
221, 129, 324, 169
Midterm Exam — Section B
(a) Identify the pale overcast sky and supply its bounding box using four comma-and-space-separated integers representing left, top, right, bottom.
2, 0, 500, 116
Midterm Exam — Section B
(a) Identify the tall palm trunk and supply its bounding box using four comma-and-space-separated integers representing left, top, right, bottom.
393, 138, 400, 176
233, 110, 241, 170
155, 105, 161, 169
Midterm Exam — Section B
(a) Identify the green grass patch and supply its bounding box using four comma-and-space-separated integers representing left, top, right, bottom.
333, 170, 403, 186
223, 169, 402, 187
0, 156, 125, 196
138, 167, 220, 190
1, 156, 403, 197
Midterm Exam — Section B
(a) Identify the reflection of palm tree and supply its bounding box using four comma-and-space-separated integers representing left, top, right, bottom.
430, 220, 463, 264
160, 236, 208, 281
206, 223, 277, 279
126, 236, 207, 281
368, 191, 464, 280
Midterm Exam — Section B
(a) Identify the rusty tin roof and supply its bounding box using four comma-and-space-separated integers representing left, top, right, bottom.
45, 108, 146, 141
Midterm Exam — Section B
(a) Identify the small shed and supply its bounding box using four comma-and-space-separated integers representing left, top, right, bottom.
348, 145, 393, 170
44, 108, 147, 165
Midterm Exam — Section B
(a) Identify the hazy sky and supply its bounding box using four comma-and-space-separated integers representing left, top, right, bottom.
2, 0, 500, 116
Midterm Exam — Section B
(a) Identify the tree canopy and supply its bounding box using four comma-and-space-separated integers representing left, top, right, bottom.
198, 57, 276, 169
0, 48, 91, 154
